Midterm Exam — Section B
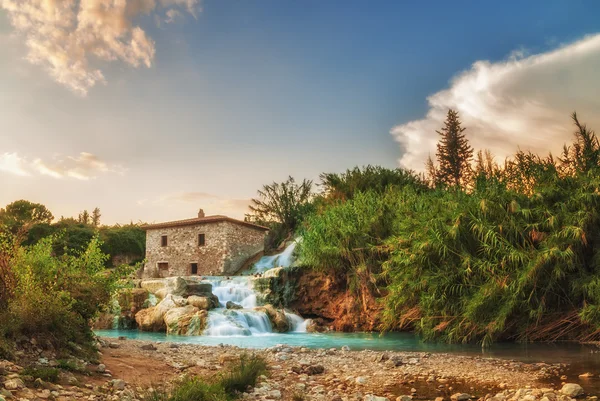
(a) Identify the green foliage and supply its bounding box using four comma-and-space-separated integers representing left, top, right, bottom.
22, 367, 60, 383
56, 359, 84, 372
99, 224, 146, 266
247, 176, 313, 248
0, 233, 127, 358
319, 165, 426, 202
301, 113, 600, 344
146, 354, 267, 401
0, 200, 54, 233
219, 354, 267, 396
431, 109, 474, 189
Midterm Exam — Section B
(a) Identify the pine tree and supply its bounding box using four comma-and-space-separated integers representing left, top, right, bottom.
91, 207, 101, 227
434, 109, 473, 189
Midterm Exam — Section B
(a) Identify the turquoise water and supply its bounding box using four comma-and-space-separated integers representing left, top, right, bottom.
95, 329, 600, 366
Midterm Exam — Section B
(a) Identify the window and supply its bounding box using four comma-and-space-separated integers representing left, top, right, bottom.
161, 235, 167, 247
198, 233, 205, 246
190, 263, 198, 275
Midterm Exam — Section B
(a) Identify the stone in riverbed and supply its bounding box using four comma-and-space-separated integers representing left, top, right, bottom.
397, 396, 412, 401
187, 295, 218, 310
451, 393, 471, 401
4, 378, 24, 390
560, 384, 584, 398
226, 301, 243, 310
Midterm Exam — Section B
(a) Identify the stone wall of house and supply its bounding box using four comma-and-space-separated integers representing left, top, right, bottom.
143, 221, 266, 278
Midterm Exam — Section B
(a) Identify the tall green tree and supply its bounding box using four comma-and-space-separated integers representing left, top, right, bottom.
0, 200, 54, 233
246, 176, 313, 244
432, 109, 474, 189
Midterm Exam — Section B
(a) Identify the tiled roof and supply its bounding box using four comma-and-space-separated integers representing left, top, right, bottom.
141, 215, 269, 231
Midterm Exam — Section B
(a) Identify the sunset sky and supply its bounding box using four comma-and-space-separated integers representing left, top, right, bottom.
1, 1, 600, 224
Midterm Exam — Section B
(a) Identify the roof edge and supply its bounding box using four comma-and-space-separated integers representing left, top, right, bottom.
141, 216, 269, 232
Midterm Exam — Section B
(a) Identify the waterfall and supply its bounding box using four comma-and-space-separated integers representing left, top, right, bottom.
199, 274, 306, 337
286, 312, 310, 333
253, 240, 298, 272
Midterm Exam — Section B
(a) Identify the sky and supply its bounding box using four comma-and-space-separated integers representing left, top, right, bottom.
1, 1, 600, 224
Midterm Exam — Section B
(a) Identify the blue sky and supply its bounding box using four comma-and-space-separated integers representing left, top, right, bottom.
1, 1, 600, 223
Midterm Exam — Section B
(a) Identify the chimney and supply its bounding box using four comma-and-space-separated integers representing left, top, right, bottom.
198, 208, 205, 218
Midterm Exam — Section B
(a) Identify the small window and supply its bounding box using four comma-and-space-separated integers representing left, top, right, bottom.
161, 235, 167, 247
190, 263, 198, 275
198, 233, 205, 246
158, 262, 169, 271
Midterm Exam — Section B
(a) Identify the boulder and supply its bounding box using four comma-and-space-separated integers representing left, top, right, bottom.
254, 304, 290, 332
135, 294, 181, 331
164, 306, 209, 335
165, 277, 189, 296
560, 384, 584, 398
184, 283, 213, 297
135, 307, 165, 331
263, 267, 285, 278
226, 301, 243, 310
140, 279, 166, 294
93, 313, 116, 330
187, 295, 219, 310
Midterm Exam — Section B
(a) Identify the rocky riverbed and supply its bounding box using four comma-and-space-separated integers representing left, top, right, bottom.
0, 337, 597, 401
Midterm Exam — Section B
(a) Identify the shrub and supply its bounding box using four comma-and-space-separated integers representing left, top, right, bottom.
219, 354, 267, 396
22, 367, 60, 383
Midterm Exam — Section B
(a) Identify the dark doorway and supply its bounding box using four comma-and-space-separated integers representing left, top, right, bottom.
191, 263, 198, 275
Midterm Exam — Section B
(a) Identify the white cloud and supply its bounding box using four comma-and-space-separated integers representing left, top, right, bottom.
0, 153, 31, 176
0, 0, 201, 96
390, 34, 600, 171
0, 151, 124, 180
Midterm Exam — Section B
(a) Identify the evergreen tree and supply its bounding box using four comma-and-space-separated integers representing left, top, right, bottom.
91, 208, 101, 227
434, 109, 473, 189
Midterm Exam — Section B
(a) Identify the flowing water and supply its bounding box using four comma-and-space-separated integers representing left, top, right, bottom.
252, 240, 298, 272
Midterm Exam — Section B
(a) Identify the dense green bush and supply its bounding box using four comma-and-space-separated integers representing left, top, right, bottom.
0, 234, 131, 357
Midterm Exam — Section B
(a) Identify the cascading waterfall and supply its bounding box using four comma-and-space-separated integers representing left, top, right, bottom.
253, 240, 298, 272
198, 242, 307, 337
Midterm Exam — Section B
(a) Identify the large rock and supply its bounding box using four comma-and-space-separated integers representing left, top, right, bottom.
135, 294, 182, 332
164, 306, 208, 335
561, 384, 584, 398
254, 304, 290, 332
184, 283, 213, 297
188, 295, 219, 310
140, 279, 166, 294
165, 277, 189, 296
93, 313, 116, 329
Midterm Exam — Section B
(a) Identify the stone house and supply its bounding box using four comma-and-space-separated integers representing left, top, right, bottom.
142, 210, 268, 278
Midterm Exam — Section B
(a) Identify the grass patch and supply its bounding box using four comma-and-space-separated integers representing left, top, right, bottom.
56, 359, 84, 373
146, 354, 268, 401
22, 367, 60, 383
219, 354, 267, 396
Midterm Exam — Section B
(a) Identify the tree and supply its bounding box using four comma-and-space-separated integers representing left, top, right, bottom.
432, 109, 474, 189
0, 200, 54, 233
91, 208, 101, 227
246, 176, 313, 238
78, 210, 90, 225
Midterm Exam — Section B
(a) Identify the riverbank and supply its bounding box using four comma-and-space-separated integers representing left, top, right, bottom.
2, 337, 597, 401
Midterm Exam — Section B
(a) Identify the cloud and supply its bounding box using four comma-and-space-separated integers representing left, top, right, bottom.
145, 192, 251, 219
0, 151, 124, 180
165, 9, 182, 23
0, 153, 31, 176
0, 0, 200, 96
390, 34, 600, 171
